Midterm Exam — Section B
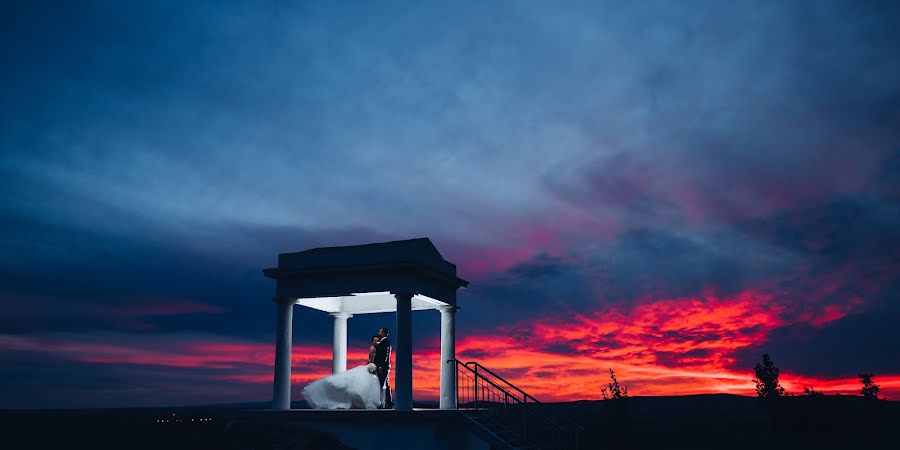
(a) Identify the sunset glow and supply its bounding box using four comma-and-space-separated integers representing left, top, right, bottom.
2, 0, 898, 411
4, 285, 896, 404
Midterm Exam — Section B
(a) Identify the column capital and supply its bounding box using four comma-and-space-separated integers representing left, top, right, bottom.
272, 297, 296, 305
437, 304, 459, 313
393, 291, 414, 301
329, 312, 353, 319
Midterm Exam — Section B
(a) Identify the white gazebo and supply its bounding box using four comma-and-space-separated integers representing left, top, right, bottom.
263, 238, 469, 411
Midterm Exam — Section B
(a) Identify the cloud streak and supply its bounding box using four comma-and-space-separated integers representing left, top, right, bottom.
1, 0, 899, 407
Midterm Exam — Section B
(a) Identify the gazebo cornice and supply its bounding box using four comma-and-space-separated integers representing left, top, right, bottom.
262, 262, 469, 290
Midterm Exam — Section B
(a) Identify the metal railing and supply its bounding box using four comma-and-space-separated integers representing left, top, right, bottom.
451, 359, 582, 450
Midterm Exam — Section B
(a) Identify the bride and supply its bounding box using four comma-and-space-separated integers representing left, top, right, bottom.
301, 335, 383, 409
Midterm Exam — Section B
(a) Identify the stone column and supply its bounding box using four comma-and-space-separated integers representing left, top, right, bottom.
331, 312, 352, 374
272, 299, 294, 410
394, 292, 414, 410
439, 305, 458, 409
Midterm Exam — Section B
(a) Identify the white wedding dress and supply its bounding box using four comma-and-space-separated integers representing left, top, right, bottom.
301, 363, 382, 409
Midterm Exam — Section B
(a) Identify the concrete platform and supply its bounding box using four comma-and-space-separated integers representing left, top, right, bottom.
226, 408, 491, 450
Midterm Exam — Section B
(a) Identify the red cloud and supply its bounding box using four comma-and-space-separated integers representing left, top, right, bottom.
4, 286, 896, 405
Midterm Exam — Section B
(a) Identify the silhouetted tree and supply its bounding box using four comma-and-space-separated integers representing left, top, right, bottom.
859, 373, 881, 400
859, 373, 883, 433
753, 354, 785, 399
600, 368, 629, 448
802, 386, 824, 397
601, 368, 629, 400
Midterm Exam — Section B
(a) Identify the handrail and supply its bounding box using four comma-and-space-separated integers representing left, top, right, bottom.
449, 358, 583, 450
464, 361, 540, 403
453, 360, 520, 401
462, 360, 584, 432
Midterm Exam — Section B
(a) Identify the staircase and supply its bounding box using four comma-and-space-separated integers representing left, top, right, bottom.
450, 360, 582, 450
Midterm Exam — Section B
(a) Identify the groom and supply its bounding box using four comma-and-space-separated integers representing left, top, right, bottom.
374, 327, 393, 409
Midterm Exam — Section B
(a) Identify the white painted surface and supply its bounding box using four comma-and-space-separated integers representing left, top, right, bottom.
294, 293, 448, 314
331, 312, 352, 374
439, 305, 457, 410
272, 301, 293, 410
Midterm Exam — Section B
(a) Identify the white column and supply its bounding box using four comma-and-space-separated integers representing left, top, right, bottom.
394, 292, 414, 410
439, 305, 458, 410
272, 299, 294, 410
331, 312, 352, 374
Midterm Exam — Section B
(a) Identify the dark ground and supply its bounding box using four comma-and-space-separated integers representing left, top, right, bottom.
544, 394, 900, 449
0, 395, 896, 450
544, 394, 900, 450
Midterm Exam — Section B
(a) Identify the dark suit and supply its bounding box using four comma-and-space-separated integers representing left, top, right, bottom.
374, 337, 392, 407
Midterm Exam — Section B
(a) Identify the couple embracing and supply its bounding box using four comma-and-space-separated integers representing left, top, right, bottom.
301, 327, 394, 409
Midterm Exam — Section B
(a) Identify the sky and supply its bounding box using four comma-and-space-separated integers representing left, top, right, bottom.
1, 0, 899, 408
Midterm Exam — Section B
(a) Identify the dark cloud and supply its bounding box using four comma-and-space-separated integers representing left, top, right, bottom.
0, 210, 400, 341
2, 0, 900, 406
737, 199, 900, 265
0, 348, 270, 408
733, 294, 900, 378
539, 342, 585, 356
507, 253, 572, 279
655, 348, 715, 368
588, 227, 757, 302
0, 217, 264, 337
458, 253, 594, 332
729, 189, 900, 377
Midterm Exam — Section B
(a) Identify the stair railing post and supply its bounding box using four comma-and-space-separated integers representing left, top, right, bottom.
473, 364, 478, 413
523, 398, 528, 443
453, 360, 459, 411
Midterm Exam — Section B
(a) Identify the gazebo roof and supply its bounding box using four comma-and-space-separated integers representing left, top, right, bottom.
263, 238, 468, 314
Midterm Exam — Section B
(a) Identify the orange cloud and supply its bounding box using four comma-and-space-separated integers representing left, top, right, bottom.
428, 290, 892, 401
4, 288, 895, 405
